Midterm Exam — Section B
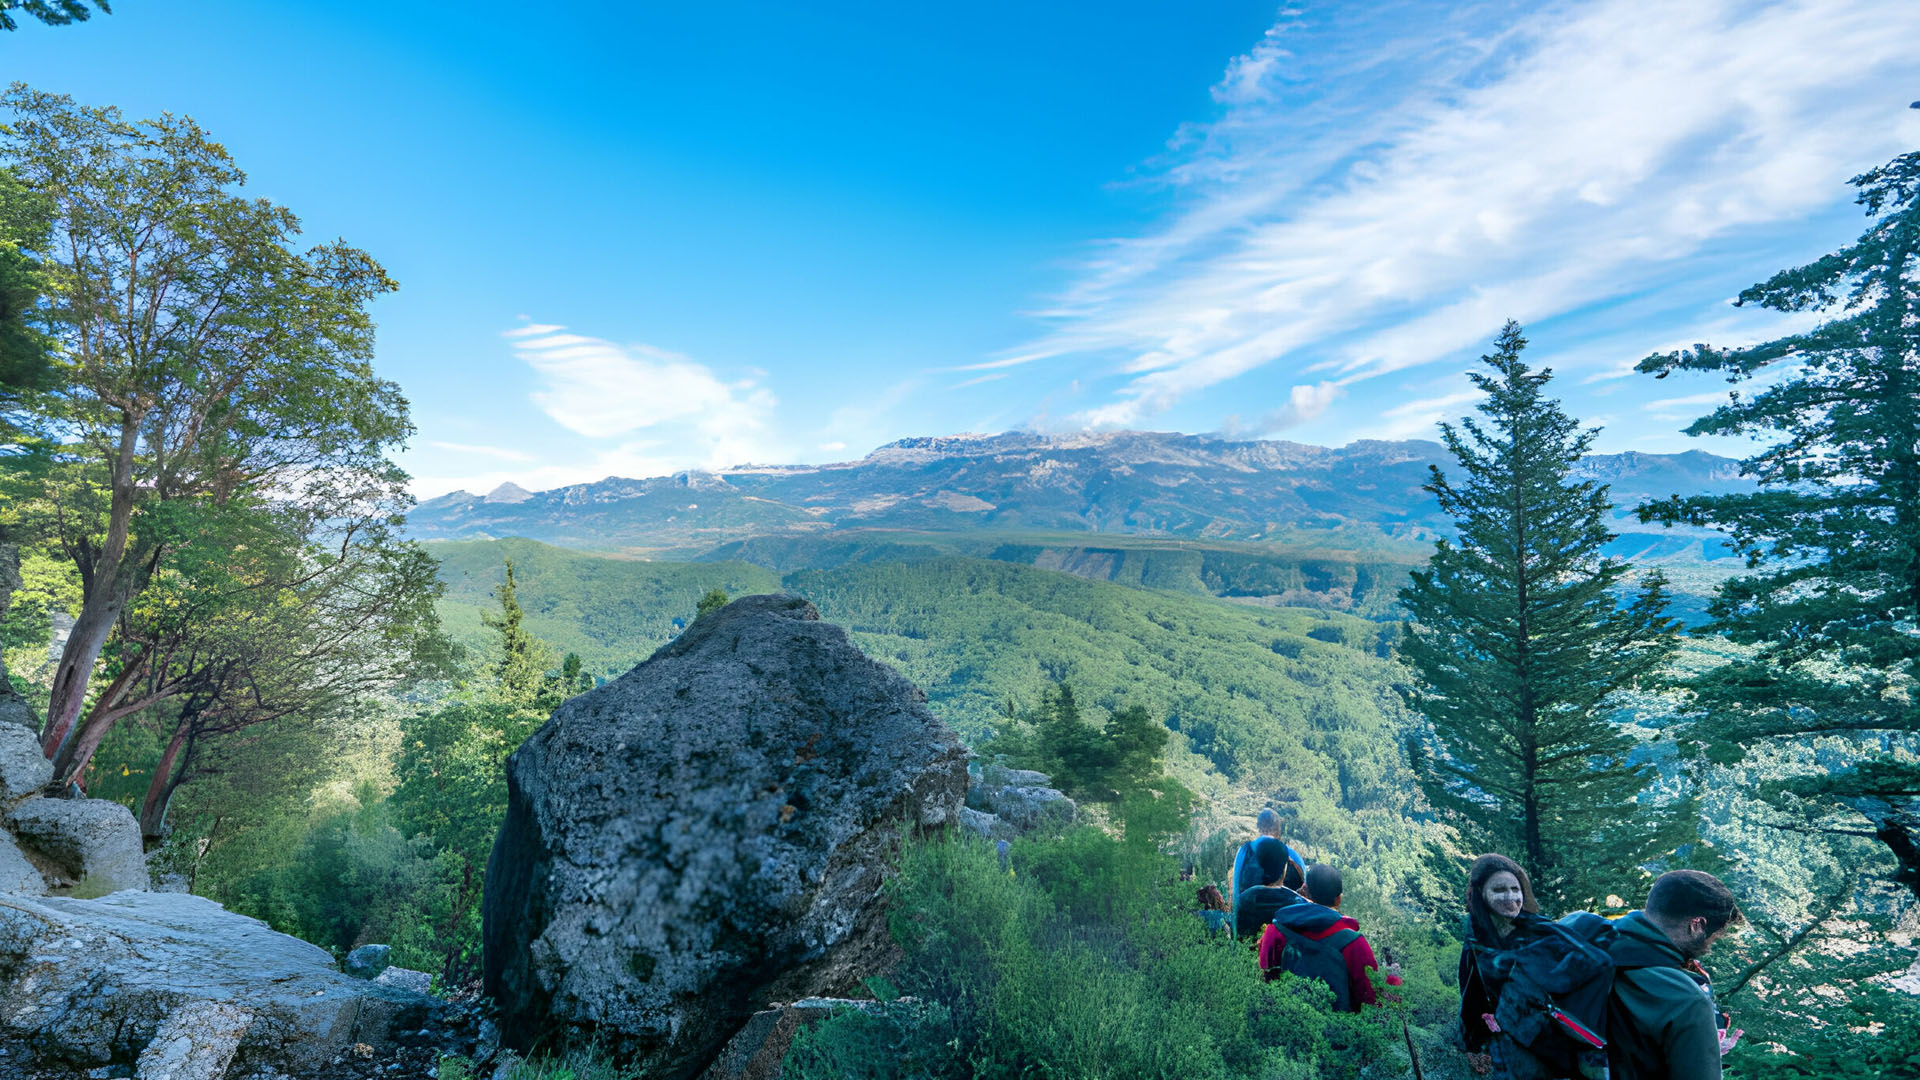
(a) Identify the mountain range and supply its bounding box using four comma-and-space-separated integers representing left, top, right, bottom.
408, 430, 1752, 563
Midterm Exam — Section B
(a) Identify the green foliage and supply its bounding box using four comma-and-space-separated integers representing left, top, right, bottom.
0, 2, 111, 32
1399, 322, 1687, 910
429, 538, 781, 676
438, 1045, 645, 1080
695, 586, 729, 618
1635, 148, 1920, 902
487, 557, 558, 706
787, 832, 1419, 1080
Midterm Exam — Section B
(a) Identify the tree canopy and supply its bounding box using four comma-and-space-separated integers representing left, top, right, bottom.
1636, 148, 1920, 901
0, 84, 415, 767
1399, 322, 1686, 909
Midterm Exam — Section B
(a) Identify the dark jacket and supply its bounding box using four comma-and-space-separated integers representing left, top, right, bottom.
1234, 884, 1302, 940
1606, 912, 1722, 1080
1258, 902, 1400, 1010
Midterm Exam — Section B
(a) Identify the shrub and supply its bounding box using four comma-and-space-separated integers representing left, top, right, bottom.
788, 831, 1405, 1080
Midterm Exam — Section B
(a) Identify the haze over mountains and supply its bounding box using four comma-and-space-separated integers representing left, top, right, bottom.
409, 430, 1751, 565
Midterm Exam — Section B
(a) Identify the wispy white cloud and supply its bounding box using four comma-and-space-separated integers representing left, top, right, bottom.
1027, 0, 1920, 429
1221, 380, 1343, 437
408, 323, 786, 497
428, 441, 534, 462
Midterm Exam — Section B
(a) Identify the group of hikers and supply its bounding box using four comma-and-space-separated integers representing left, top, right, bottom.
1201, 809, 1743, 1080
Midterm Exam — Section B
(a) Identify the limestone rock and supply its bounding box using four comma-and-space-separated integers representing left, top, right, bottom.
483, 594, 969, 1080
0, 891, 442, 1074
0, 829, 43, 897
345, 944, 392, 980
6, 795, 147, 893
0, 722, 52, 804
967, 763, 1075, 834
134, 1001, 252, 1080
372, 967, 433, 995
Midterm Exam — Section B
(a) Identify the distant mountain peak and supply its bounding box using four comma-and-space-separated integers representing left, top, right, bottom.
485, 482, 533, 504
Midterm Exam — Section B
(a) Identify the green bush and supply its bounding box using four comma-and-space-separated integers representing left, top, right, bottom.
787, 831, 1406, 1080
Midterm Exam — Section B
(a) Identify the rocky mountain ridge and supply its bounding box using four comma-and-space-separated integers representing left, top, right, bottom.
409, 430, 1752, 555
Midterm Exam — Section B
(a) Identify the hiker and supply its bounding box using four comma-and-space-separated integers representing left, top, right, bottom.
1234, 835, 1306, 939
1607, 870, 1744, 1080
1230, 808, 1307, 922
1458, 854, 1543, 1078
1195, 884, 1231, 938
1257, 864, 1402, 1011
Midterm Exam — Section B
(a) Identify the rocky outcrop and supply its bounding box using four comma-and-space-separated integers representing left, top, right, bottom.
483, 593, 969, 1079
962, 763, 1076, 840
701, 997, 910, 1080
7, 795, 149, 893
0, 891, 447, 1076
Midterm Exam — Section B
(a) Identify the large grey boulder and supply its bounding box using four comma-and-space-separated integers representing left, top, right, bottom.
0, 891, 441, 1074
483, 593, 969, 1079
0, 723, 51, 804
6, 794, 147, 893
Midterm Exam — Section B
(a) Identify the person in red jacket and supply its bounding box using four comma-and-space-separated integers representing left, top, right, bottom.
1258, 864, 1401, 1011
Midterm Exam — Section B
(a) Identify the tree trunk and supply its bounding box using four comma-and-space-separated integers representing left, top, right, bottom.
49, 653, 155, 784
41, 596, 123, 758
139, 719, 193, 843
42, 413, 143, 761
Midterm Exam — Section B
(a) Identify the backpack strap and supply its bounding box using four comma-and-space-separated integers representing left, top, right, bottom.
1321, 928, 1361, 953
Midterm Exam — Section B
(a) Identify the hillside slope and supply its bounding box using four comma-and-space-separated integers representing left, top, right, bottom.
431, 539, 1423, 877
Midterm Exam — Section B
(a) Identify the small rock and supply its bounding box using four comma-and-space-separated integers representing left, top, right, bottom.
372, 966, 433, 995
345, 943, 393, 980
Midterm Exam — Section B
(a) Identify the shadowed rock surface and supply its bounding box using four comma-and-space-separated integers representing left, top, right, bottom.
483, 593, 969, 1079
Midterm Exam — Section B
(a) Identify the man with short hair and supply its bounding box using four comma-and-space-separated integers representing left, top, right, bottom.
1234, 836, 1305, 939
1607, 870, 1744, 1080
1230, 808, 1307, 926
1258, 864, 1400, 1011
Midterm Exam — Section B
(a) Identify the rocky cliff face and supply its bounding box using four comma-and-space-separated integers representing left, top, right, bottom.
482, 594, 970, 1079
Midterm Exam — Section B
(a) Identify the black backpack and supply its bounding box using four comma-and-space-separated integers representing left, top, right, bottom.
1274, 926, 1362, 1011
1474, 912, 1617, 1075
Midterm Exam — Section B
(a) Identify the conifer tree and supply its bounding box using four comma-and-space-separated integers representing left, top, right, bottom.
1636, 148, 1920, 901
1400, 321, 1684, 908
483, 557, 552, 706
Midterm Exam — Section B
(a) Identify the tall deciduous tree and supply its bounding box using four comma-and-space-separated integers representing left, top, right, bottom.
1635, 148, 1920, 901
1400, 321, 1685, 909
0, 85, 411, 762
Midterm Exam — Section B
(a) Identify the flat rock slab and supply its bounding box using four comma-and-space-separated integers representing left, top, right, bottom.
0, 891, 438, 1075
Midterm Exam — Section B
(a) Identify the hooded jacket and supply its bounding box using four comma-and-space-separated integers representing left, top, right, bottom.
1256, 901, 1399, 1010
1606, 911, 1722, 1080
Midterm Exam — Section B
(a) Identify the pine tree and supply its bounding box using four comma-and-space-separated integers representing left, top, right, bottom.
483, 557, 552, 706
1635, 148, 1920, 901
1400, 321, 1685, 909
696, 586, 730, 619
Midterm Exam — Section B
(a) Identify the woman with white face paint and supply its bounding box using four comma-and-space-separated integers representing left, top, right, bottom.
1457, 854, 1551, 1079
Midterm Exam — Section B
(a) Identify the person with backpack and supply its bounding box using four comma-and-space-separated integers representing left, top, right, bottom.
1606, 870, 1743, 1080
1234, 835, 1305, 940
1459, 854, 1557, 1078
1230, 808, 1307, 924
1257, 864, 1402, 1011
1195, 884, 1232, 938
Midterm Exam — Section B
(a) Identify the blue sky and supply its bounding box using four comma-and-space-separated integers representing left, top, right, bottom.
11, 0, 1920, 497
